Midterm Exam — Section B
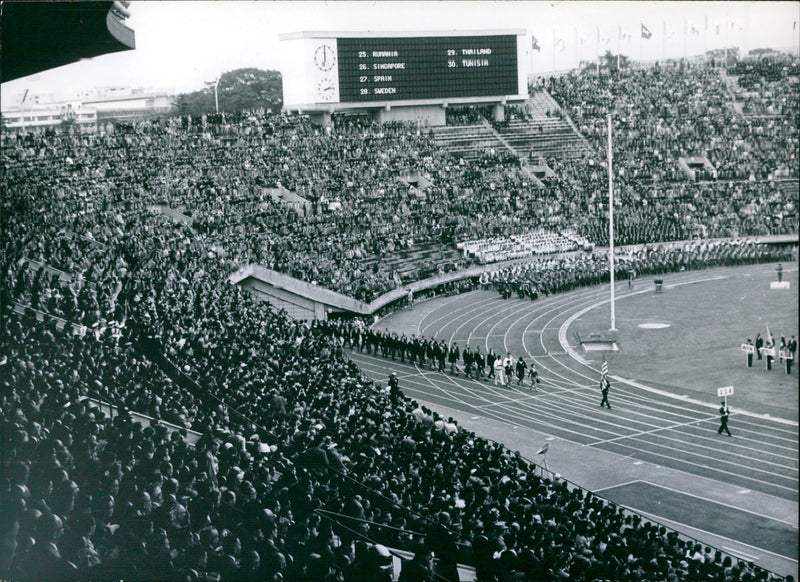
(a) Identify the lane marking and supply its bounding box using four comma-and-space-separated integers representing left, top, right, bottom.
630, 508, 797, 563
555, 277, 798, 427
633, 480, 799, 527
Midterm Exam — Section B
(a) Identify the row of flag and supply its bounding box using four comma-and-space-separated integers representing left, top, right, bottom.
530, 18, 797, 52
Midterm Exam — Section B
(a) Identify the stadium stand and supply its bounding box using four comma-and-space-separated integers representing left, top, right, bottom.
2, 55, 798, 582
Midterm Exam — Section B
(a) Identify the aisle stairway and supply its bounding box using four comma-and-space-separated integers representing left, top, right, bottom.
431, 91, 593, 163
430, 123, 506, 161
495, 91, 593, 162
360, 242, 468, 283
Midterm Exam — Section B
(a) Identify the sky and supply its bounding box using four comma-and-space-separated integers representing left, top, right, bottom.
2, 1, 799, 107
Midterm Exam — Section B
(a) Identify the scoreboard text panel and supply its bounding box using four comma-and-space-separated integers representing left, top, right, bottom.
337, 35, 519, 102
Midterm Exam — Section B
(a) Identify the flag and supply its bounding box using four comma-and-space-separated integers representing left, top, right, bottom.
536, 442, 549, 455
532, 34, 541, 51
555, 37, 566, 52
690, 24, 700, 36
766, 323, 774, 347
597, 26, 610, 46
641, 23, 652, 39
601, 358, 608, 387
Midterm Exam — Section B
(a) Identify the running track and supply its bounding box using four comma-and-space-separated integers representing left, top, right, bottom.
346, 265, 798, 575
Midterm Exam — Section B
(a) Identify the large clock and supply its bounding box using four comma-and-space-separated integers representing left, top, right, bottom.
314, 44, 336, 71
317, 78, 336, 102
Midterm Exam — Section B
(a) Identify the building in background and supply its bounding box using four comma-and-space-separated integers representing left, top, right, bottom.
2, 86, 175, 132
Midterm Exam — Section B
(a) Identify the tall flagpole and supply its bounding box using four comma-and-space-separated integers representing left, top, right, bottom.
608, 113, 616, 331
683, 17, 687, 61
596, 26, 601, 76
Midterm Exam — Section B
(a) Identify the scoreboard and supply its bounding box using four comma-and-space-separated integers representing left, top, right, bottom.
280, 30, 528, 109
335, 35, 519, 102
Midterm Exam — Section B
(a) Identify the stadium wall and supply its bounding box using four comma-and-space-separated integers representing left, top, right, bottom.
233, 235, 798, 320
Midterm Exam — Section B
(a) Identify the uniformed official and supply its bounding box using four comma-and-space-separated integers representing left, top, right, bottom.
463, 346, 473, 379
486, 349, 497, 379
448, 343, 460, 375
600, 376, 611, 409
717, 402, 731, 436
515, 357, 527, 386
473, 347, 485, 379
437, 340, 447, 373
765, 341, 775, 371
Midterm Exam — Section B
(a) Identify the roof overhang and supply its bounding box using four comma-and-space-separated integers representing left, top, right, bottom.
1, 1, 136, 83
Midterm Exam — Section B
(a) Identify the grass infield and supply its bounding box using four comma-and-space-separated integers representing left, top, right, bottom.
574, 264, 799, 421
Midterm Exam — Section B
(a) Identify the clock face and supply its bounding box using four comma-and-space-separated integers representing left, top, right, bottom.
317, 78, 336, 102
314, 44, 336, 71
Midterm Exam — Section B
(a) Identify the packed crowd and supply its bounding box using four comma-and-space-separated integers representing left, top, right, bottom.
729, 58, 800, 116
6, 56, 797, 303
484, 239, 792, 300
2, 55, 798, 582
2, 163, 794, 582
546, 59, 798, 244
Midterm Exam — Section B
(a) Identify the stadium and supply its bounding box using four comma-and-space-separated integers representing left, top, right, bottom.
1, 2, 798, 582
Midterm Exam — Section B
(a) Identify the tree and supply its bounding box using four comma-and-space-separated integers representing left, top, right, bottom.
601, 50, 629, 73
172, 68, 283, 115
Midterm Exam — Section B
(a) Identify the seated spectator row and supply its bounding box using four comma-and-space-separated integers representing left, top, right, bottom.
6, 58, 797, 303
3, 118, 795, 580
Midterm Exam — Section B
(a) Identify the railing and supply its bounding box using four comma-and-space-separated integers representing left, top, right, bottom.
77, 395, 203, 445
231, 234, 799, 317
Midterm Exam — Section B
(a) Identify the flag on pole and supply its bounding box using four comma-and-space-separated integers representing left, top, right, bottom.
531, 34, 541, 51
641, 23, 652, 39
766, 323, 774, 347
536, 442, 549, 455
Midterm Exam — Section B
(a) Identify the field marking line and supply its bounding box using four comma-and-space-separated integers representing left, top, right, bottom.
634, 480, 799, 527
556, 276, 798, 427
630, 509, 798, 563
587, 414, 726, 446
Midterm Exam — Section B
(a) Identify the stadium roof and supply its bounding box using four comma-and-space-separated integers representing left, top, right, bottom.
1, 1, 135, 84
